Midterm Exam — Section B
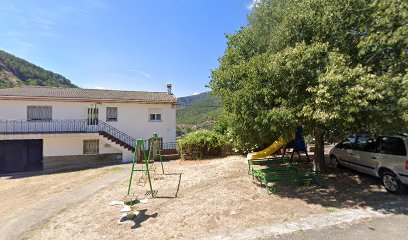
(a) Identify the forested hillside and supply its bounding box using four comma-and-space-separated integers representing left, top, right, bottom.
176, 93, 222, 136
0, 50, 76, 88
177, 92, 211, 108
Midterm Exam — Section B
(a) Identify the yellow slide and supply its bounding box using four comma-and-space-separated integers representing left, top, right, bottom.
247, 137, 288, 160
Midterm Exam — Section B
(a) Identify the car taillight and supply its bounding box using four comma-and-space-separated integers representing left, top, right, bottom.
406, 161, 408, 170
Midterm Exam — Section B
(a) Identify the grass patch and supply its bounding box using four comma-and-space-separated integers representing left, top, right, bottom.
111, 166, 123, 171
325, 207, 337, 213
252, 193, 261, 200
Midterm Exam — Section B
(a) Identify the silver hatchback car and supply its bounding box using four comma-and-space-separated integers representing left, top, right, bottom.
329, 134, 408, 194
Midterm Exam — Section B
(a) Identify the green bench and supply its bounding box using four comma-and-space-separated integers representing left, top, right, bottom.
251, 164, 298, 179
253, 165, 321, 193
247, 157, 291, 175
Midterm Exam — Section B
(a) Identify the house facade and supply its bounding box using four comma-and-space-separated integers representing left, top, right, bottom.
0, 86, 177, 174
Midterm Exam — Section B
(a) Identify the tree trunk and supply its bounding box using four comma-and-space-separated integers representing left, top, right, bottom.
313, 127, 325, 171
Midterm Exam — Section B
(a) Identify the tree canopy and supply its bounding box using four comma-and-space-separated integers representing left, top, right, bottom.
211, 0, 408, 165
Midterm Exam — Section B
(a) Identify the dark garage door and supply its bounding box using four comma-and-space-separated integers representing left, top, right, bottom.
0, 140, 43, 174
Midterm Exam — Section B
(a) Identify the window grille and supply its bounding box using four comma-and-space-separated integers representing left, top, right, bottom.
27, 106, 52, 121
106, 107, 118, 121
83, 139, 99, 154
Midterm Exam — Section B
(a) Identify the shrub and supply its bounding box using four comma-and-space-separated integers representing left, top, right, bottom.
177, 130, 231, 160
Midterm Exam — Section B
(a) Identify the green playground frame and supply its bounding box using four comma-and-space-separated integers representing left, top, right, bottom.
127, 133, 182, 198
127, 133, 164, 197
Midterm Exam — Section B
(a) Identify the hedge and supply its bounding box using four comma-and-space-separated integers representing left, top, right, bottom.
177, 130, 231, 160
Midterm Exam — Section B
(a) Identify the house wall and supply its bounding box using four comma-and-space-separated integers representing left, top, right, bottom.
0, 133, 134, 163
0, 100, 176, 143
42, 136, 124, 170
0, 133, 127, 171
43, 136, 122, 156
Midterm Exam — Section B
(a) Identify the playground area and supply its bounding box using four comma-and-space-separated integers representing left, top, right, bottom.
15, 154, 407, 240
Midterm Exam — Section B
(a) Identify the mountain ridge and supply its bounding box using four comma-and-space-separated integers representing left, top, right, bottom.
177, 91, 211, 108
0, 50, 77, 89
176, 92, 223, 136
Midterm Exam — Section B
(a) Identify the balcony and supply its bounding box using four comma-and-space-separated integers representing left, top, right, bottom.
0, 120, 136, 148
0, 120, 178, 153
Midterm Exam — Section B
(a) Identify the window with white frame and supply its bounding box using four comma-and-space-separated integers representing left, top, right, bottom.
106, 107, 118, 122
149, 113, 162, 121
83, 140, 99, 154
149, 108, 162, 122
27, 106, 52, 121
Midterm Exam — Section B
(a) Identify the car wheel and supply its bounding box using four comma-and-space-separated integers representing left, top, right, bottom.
381, 170, 406, 194
330, 155, 339, 168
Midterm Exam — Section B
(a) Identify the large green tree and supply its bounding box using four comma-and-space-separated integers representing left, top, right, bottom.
211, 0, 408, 170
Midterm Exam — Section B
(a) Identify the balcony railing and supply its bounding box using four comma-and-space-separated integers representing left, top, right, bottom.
0, 120, 178, 151
161, 142, 177, 150
0, 119, 137, 148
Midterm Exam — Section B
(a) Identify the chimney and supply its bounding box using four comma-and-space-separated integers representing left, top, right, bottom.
167, 84, 173, 95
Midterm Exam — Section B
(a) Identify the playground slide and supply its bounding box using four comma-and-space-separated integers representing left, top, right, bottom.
247, 137, 288, 160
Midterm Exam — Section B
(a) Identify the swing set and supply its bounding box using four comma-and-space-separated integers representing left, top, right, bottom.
110, 133, 181, 221
127, 133, 182, 198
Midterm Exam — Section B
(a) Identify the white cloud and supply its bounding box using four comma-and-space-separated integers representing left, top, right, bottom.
59, 5, 92, 18
128, 69, 153, 79
193, 92, 200, 95
247, 0, 261, 10
92, 86, 106, 90
0, 1, 108, 43
108, 73, 143, 83
0, 3, 21, 14
59, 0, 107, 18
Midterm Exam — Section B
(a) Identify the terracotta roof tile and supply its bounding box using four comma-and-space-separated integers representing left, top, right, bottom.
0, 87, 177, 103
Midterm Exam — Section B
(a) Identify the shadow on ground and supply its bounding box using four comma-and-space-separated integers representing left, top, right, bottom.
266, 155, 408, 215
120, 209, 159, 229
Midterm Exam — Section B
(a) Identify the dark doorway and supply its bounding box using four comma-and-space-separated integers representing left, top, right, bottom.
0, 139, 43, 174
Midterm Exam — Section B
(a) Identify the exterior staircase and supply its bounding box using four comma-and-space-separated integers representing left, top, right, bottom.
97, 121, 136, 152
98, 131, 135, 151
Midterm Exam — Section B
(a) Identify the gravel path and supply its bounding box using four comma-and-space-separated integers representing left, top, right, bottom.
0, 166, 129, 240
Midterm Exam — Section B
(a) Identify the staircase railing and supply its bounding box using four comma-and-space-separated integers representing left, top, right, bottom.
98, 120, 136, 148
0, 119, 136, 148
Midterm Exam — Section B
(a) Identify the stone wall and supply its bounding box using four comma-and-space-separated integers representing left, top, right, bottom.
43, 153, 122, 171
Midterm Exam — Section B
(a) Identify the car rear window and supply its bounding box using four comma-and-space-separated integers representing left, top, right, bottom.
379, 137, 407, 156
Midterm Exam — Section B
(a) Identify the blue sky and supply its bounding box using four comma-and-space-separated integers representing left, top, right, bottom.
0, 0, 257, 97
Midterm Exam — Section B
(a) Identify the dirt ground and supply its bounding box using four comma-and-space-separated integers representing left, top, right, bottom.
0, 165, 117, 225
19, 155, 407, 240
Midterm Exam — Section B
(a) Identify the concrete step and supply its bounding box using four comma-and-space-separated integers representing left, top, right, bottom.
161, 154, 180, 160
161, 149, 178, 155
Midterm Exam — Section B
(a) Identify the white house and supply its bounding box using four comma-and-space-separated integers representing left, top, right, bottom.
0, 86, 177, 174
